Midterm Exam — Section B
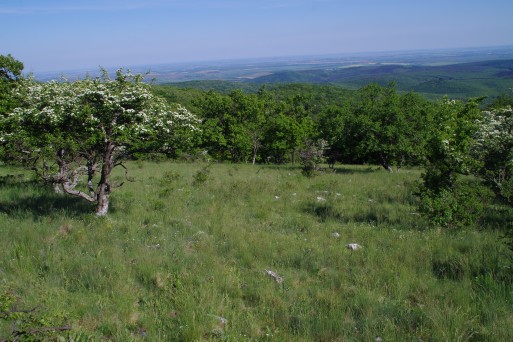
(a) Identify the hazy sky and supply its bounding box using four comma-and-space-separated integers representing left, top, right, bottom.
2, 0, 513, 72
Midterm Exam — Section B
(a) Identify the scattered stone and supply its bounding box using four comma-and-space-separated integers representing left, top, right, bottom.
265, 269, 284, 284
317, 196, 326, 202
346, 243, 362, 251
147, 243, 161, 249
375, 337, 383, 342
331, 232, 341, 238
138, 328, 147, 337
275, 195, 280, 199
209, 314, 228, 326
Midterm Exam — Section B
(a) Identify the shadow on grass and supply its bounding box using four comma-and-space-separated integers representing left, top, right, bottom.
480, 203, 513, 232
302, 202, 345, 222
257, 164, 382, 175
330, 166, 382, 175
302, 202, 387, 224
0, 181, 95, 218
302, 201, 430, 230
0, 174, 29, 188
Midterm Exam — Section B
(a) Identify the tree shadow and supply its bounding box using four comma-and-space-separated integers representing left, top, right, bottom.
0, 180, 95, 219
480, 203, 513, 232
0, 173, 29, 188
301, 201, 430, 230
302, 202, 345, 222
329, 165, 382, 175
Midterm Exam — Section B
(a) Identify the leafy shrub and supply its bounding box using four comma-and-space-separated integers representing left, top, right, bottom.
299, 139, 328, 177
192, 164, 211, 185
159, 170, 182, 186
417, 179, 494, 228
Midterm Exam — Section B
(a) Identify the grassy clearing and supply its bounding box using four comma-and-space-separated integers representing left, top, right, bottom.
1, 162, 512, 341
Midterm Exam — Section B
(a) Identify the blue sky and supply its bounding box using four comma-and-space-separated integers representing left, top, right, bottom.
2, 0, 513, 72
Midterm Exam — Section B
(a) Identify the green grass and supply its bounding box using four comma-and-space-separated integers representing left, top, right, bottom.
1, 162, 512, 341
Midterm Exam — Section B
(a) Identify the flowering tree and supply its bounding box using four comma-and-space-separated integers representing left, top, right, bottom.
1, 70, 199, 215
472, 106, 513, 204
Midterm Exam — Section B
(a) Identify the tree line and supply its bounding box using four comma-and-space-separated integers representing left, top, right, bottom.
1, 54, 513, 225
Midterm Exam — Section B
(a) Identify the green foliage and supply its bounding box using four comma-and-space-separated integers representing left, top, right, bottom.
319, 83, 434, 169
0, 55, 24, 160
416, 178, 494, 228
299, 139, 328, 177
0, 54, 24, 83
192, 163, 211, 185
416, 97, 484, 226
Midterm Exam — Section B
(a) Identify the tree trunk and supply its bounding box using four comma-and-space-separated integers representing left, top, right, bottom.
379, 154, 393, 173
53, 182, 63, 193
96, 184, 110, 216
252, 143, 258, 165
381, 162, 393, 173
95, 142, 115, 216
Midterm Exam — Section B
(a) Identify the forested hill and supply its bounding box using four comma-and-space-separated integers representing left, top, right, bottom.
247, 59, 513, 99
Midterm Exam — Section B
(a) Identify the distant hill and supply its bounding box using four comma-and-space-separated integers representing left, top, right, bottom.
35, 46, 513, 100
248, 59, 513, 99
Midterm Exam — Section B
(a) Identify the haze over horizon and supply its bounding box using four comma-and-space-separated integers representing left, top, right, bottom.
2, 0, 513, 73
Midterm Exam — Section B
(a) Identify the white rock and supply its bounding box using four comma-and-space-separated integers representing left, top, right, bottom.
209, 314, 228, 325
265, 269, 284, 284
331, 232, 341, 238
346, 243, 362, 251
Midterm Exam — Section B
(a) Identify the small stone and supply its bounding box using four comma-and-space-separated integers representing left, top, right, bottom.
265, 269, 284, 284
331, 232, 341, 238
209, 314, 228, 326
346, 243, 362, 251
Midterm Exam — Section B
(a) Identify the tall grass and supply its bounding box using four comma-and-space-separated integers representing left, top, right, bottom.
1, 162, 512, 340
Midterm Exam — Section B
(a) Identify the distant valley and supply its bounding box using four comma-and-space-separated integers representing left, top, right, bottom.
35, 45, 513, 99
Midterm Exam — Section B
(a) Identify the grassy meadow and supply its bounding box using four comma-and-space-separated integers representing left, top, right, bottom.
0, 162, 512, 341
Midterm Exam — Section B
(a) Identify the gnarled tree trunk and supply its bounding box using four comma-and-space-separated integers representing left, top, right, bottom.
95, 141, 115, 216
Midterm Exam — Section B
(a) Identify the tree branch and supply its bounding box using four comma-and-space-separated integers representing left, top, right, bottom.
9, 325, 73, 340
114, 162, 135, 182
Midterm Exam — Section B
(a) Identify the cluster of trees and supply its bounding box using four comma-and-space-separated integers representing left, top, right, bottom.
1, 54, 513, 224
189, 83, 435, 171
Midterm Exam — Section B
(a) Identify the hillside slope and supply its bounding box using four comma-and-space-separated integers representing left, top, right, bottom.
248, 59, 513, 99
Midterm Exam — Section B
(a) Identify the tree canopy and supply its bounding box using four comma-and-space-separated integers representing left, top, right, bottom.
0, 69, 199, 215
